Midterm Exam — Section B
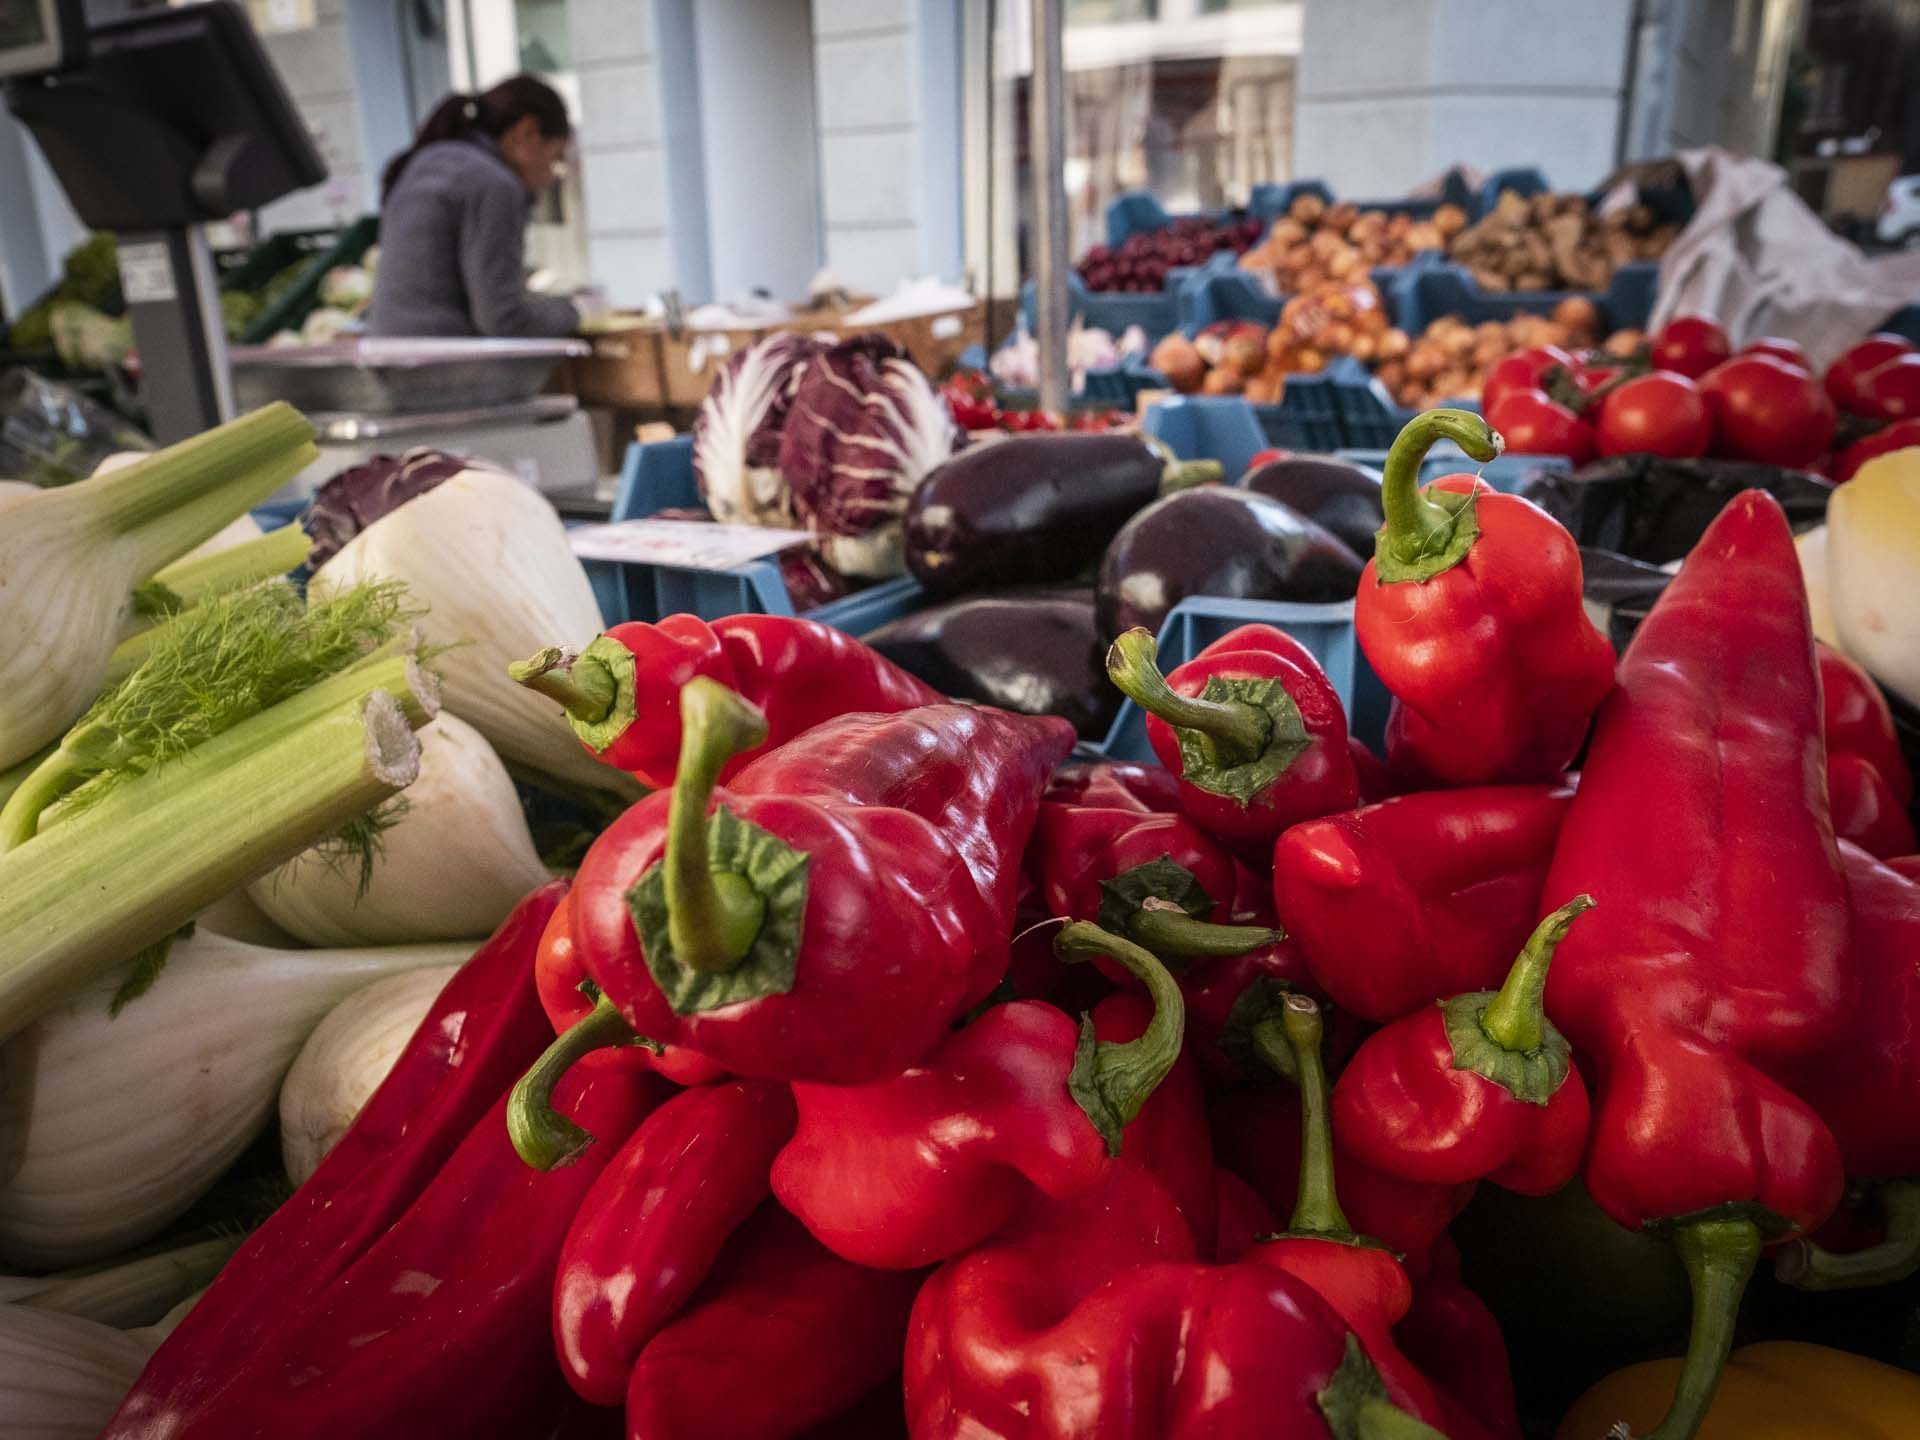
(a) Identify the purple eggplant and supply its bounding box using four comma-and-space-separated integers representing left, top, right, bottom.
1096, 486, 1364, 640
1238, 454, 1384, 556
861, 587, 1118, 740
905, 433, 1218, 597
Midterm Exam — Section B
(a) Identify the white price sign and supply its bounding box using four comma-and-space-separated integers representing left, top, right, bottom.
567, 519, 813, 570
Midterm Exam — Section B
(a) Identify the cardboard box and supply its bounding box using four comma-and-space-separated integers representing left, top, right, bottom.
568, 321, 667, 408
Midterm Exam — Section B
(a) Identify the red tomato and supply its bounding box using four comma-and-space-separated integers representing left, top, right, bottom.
1739, 337, 1811, 372
1649, 315, 1731, 379
1575, 364, 1623, 393
1859, 354, 1920, 422
1486, 388, 1595, 463
1697, 354, 1835, 466
1246, 447, 1291, 469
1831, 418, 1920, 483
1824, 333, 1916, 414
1481, 346, 1576, 413
1593, 371, 1713, 459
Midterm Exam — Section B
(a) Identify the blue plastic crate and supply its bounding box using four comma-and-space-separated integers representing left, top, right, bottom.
1473, 167, 1551, 217
1100, 595, 1388, 760
1141, 395, 1270, 478
1333, 446, 1572, 496
592, 436, 924, 633
1388, 260, 1659, 336
1177, 260, 1432, 333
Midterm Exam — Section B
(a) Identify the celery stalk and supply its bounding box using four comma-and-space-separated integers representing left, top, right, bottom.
0, 680, 432, 1045
132, 523, 315, 621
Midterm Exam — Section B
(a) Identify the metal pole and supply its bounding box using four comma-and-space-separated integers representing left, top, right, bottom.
1029, 0, 1069, 414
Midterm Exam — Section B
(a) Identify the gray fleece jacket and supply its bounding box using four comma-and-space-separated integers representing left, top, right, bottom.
369, 137, 580, 339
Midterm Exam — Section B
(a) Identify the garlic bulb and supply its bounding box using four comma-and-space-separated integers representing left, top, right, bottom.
280, 964, 458, 1186
0, 930, 468, 1268
248, 712, 550, 946
310, 467, 639, 800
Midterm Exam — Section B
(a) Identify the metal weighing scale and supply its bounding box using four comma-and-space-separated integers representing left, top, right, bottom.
227, 336, 603, 506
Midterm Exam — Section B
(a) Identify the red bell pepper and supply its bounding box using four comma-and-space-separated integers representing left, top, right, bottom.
1181, 936, 1318, 1082
1541, 490, 1854, 1440
624, 1201, 923, 1440
1271, 783, 1575, 1022
1106, 623, 1359, 844
771, 921, 1189, 1269
1355, 408, 1615, 786
542, 680, 1072, 1097
1396, 1240, 1524, 1440
1889, 855, 1920, 884
902, 1158, 1451, 1440
1819, 643, 1916, 858
553, 1079, 796, 1404
1029, 790, 1283, 961
512, 613, 940, 788
104, 886, 576, 1434
534, 890, 727, 1088
122, 1064, 666, 1438
1330, 896, 1595, 1195
1215, 1166, 1279, 1262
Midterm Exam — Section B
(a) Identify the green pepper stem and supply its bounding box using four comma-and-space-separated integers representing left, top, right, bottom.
1283, 993, 1353, 1238
1354, 1399, 1450, 1440
1127, 904, 1283, 960
1776, 1181, 1920, 1291
1055, 920, 1188, 1155
1479, 894, 1594, 1053
664, 678, 770, 974
506, 993, 647, 1170
1105, 628, 1269, 764
1632, 1217, 1762, 1440
1377, 407, 1502, 573
509, 646, 617, 726
1248, 1013, 1298, 1084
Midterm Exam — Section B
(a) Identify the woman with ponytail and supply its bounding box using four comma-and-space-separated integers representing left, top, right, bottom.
370, 75, 596, 339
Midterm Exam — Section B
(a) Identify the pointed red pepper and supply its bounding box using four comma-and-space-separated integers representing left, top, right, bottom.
1819, 643, 1916, 859
537, 680, 1072, 1092
1041, 757, 1183, 814
1542, 490, 1853, 1440
1330, 896, 1595, 1196
512, 613, 940, 788
1271, 783, 1575, 1022
771, 921, 1196, 1270
1355, 408, 1615, 786
551, 1079, 796, 1405
1105, 622, 1359, 844
104, 886, 579, 1434
624, 1202, 923, 1440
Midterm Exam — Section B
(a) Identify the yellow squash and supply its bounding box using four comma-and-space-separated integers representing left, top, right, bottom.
1557, 1341, 1920, 1439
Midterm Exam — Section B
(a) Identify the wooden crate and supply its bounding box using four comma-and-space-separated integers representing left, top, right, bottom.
568, 321, 666, 408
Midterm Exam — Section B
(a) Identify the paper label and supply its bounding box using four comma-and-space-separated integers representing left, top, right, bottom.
118, 243, 176, 304
932, 314, 964, 339
567, 519, 812, 569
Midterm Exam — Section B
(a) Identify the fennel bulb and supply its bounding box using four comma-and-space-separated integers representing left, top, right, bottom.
280, 964, 458, 1186
194, 888, 300, 948
248, 712, 550, 945
0, 404, 318, 769
0, 929, 470, 1268
1795, 525, 1842, 654
309, 467, 639, 800
1827, 449, 1920, 709
0, 1305, 151, 1440
6, 1235, 239, 1327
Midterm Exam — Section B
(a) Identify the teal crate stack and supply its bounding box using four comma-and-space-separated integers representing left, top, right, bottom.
592, 437, 924, 634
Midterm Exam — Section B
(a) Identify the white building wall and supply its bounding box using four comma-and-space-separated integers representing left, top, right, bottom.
1294, 0, 1635, 196
567, 0, 677, 304
813, 0, 924, 291
255, 0, 376, 231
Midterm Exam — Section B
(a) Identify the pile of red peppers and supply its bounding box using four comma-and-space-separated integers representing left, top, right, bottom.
100, 407, 1920, 1440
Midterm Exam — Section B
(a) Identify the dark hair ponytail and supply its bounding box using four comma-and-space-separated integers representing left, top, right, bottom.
381, 74, 572, 199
